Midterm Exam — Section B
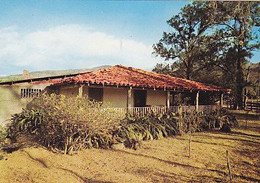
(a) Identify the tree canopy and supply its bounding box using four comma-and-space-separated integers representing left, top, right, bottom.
153, 2, 216, 79
153, 1, 260, 109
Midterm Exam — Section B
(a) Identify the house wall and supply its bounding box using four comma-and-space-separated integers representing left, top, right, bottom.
0, 82, 168, 126
48, 85, 131, 108
59, 85, 80, 97
146, 90, 166, 106
102, 88, 166, 107
103, 87, 128, 108
0, 83, 49, 126
57, 85, 167, 108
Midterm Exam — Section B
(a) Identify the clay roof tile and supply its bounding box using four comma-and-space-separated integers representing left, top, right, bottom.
53, 65, 230, 92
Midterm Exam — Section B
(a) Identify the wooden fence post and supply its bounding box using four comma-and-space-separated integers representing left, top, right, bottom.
188, 133, 191, 158
226, 150, 232, 182
246, 110, 249, 129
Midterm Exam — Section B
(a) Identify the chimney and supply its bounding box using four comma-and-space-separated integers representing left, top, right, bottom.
23, 70, 30, 79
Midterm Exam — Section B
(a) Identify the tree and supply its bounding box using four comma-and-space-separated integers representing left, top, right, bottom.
152, 63, 174, 75
153, 1, 260, 109
210, 1, 260, 109
153, 2, 215, 80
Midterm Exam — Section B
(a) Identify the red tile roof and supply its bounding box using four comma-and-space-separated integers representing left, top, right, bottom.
53, 65, 230, 92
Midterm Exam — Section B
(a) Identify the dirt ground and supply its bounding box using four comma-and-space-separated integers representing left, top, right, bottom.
0, 113, 259, 183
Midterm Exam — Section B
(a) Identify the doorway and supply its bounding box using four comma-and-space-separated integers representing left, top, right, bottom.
134, 90, 147, 107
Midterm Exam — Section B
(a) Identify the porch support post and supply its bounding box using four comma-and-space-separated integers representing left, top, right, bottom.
78, 84, 83, 98
220, 92, 224, 108
195, 91, 199, 111
127, 87, 132, 113
243, 87, 248, 109
167, 90, 170, 109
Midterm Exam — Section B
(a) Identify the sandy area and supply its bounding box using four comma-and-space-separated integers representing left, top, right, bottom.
0, 118, 259, 183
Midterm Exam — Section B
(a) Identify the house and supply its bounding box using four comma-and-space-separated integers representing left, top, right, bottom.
0, 65, 230, 125
0, 72, 87, 125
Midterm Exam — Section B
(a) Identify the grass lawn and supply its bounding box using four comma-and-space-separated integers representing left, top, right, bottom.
0, 113, 259, 183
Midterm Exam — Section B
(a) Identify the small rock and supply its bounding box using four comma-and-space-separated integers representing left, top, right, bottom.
0, 155, 3, 160
111, 143, 125, 150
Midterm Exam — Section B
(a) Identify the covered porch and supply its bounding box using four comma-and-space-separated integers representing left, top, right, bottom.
48, 82, 225, 115
47, 65, 229, 115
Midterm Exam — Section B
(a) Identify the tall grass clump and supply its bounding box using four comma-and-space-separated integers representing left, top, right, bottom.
178, 109, 238, 133
113, 113, 180, 148
114, 109, 238, 148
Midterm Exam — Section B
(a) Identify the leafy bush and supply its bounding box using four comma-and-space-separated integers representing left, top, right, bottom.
28, 93, 123, 135
218, 108, 238, 127
114, 109, 238, 148
113, 111, 217, 147
8, 93, 238, 153
9, 93, 123, 153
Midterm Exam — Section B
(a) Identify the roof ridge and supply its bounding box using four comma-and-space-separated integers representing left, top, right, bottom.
115, 65, 178, 88
116, 65, 185, 82
115, 65, 162, 80
116, 65, 189, 89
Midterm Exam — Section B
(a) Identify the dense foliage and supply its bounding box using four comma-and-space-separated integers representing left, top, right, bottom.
7, 94, 238, 154
8, 94, 123, 153
153, 1, 260, 109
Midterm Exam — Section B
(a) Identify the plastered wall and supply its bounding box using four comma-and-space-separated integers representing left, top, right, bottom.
146, 90, 166, 106
0, 83, 168, 126
59, 85, 80, 97
0, 83, 49, 126
103, 87, 128, 108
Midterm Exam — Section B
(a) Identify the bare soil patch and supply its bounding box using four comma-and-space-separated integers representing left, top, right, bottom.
0, 118, 259, 183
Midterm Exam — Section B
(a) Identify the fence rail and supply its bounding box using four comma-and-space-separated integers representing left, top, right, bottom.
103, 105, 220, 117
246, 102, 260, 112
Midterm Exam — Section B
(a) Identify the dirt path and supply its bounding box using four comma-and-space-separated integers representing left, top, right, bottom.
0, 119, 259, 183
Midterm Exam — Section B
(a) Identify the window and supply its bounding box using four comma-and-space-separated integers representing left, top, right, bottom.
21, 89, 42, 98
88, 88, 103, 102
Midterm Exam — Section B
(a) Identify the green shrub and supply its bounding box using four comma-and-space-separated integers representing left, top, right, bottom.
28, 93, 123, 135
9, 93, 123, 153
113, 112, 180, 148
9, 93, 238, 153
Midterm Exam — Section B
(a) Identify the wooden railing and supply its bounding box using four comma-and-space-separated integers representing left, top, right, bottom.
196, 105, 220, 113
103, 105, 219, 117
246, 101, 260, 112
